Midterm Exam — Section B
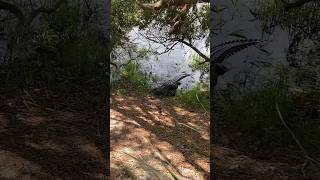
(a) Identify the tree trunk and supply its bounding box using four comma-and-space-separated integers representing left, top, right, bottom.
101, 0, 110, 177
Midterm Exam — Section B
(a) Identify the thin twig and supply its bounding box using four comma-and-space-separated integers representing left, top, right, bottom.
276, 103, 308, 156
196, 92, 208, 113
275, 103, 320, 176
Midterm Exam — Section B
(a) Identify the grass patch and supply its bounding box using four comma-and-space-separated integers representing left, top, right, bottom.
176, 83, 209, 112
112, 62, 154, 95
214, 77, 320, 162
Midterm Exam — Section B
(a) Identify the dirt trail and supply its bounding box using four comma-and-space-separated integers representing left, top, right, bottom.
0, 90, 107, 179
0, 89, 305, 180
110, 91, 210, 179
213, 145, 303, 180
110, 91, 303, 180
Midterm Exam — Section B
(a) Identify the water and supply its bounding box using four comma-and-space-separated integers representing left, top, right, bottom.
115, 27, 210, 90
112, 0, 292, 91
1, 0, 318, 90
212, 0, 319, 90
212, 0, 289, 89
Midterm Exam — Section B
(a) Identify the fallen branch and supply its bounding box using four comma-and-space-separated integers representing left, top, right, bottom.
281, 0, 317, 10
275, 103, 320, 176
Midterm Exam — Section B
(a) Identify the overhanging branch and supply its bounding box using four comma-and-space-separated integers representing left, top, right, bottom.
0, 0, 67, 26
141, 0, 208, 11
281, 0, 317, 10
175, 38, 210, 62
29, 0, 67, 23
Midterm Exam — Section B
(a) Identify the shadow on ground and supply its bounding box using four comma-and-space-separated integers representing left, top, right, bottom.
110, 91, 210, 179
110, 91, 312, 180
0, 90, 107, 179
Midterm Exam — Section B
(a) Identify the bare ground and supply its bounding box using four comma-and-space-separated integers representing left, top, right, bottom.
0, 88, 107, 179
110, 91, 210, 179
110, 91, 307, 180
0, 88, 313, 179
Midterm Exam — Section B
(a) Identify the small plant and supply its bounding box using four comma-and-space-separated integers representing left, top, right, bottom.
114, 61, 154, 94
124, 152, 179, 180
215, 65, 320, 162
188, 54, 209, 73
176, 83, 209, 112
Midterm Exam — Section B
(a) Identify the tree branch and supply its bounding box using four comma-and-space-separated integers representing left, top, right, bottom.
175, 38, 210, 62
83, 0, 93, 15
29, 0, 67, 23
281, 0, 317, 10
141, 0, 206, 11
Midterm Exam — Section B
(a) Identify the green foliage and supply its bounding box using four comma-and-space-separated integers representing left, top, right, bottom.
1, 2, 106, 91
257, 0, 320, 30
188, 54, 209, 72
179, 3, 210, 40
111, 0, 145, 47
176, 83, 209, 112
114, 62, 154, 94
215, 65, 320, 161
111, 0, 210, 49
36, 5, 107, 74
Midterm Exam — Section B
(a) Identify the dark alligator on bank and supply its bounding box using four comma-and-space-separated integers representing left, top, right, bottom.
152, 73, 191, 97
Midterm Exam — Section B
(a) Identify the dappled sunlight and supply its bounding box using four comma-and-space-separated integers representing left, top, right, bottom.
112, 126, 152, 152
160, 115, 176, 127
111, 92, 209, 179
149, 113, 176, 127
112, 131, 208, 179
212, 145, 292, 177
133, 106, 147, 114
127, 96, 137, 101
114, 96, 125, 102
182, 121, 209, 140
25, 141, 66, 153
176, 162, 202, 178
118, 105, 132, 111
137, 115, 156, 125
173, 106, 189, 115
0, 150, 49, 179
153, 141, 186, 164
129, 128, 152, 143
193, 154, 210, 172
80, 143, 103, 160
0, 100, 106, 179
19, 115, 46, 126
110, 110, 128, 131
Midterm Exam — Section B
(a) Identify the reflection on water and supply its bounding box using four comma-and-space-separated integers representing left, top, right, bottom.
212, 0, 289, 89
112, 27, 209, 90
212, 0, 319, 89
112, 0, 292, 91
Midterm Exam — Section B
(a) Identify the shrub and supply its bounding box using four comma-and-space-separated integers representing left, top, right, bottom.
113, 62, 154, 94
214, 65, 320, 161
176, 83, 209, 112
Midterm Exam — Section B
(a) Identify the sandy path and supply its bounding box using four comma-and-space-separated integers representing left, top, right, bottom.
0, 92, 106, 179
0, 90, 307, 179
110, 91, 307, 180
110, 92, 210, 179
